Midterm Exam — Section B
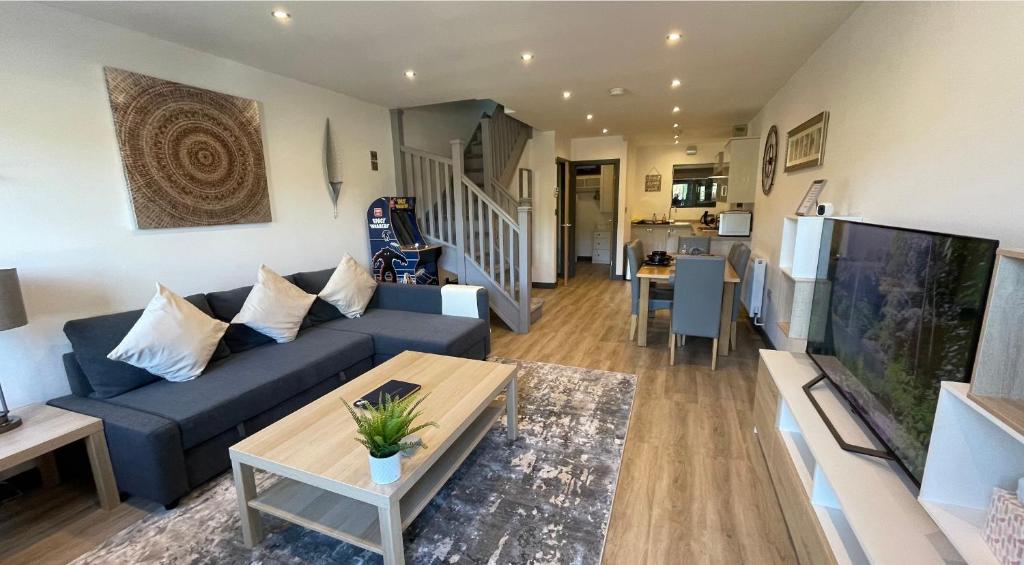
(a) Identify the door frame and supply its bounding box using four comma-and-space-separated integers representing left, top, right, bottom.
568, 158, 620, 279
555, 157, 570, 280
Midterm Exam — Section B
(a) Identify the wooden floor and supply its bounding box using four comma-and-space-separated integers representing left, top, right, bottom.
0, 262, 796, 564
492, 263, 797, 564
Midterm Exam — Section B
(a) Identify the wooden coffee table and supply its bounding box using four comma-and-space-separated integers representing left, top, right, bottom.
229, 351, 518, 565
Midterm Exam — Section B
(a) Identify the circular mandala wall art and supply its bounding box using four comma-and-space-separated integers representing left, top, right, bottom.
104, 67, 271, 229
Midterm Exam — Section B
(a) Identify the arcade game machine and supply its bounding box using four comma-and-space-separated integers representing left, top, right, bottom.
366, 196, 442, 285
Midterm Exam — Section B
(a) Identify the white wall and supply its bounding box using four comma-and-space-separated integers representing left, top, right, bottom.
571, 136, 630, 275
628, 141, 730, 222
0, 4, 396, 407
516, 130, 559, 285
400, 99, 497, 156
747, 2, 1024, 349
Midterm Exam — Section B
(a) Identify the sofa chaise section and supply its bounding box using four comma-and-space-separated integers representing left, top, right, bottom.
291, 271, 491, 363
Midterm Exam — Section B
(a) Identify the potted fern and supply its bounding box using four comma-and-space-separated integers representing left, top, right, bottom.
342, 392, 438, 485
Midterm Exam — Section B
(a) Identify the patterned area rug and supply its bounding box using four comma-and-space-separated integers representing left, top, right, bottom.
73, 359, 636, 565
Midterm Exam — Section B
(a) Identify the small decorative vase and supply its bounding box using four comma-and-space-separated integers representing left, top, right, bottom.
369, 452, 401, 485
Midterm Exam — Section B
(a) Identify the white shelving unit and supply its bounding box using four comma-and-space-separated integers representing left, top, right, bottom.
968, 249, 1024, 436
768, 215, 861, 352
919, 382, 1024, 564
756, 350, 962, 564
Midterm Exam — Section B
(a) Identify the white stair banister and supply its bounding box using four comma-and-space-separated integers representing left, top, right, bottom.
394, 124, 534, 333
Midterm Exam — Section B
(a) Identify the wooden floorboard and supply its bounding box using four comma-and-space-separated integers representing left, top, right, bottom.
0, 262, 796, 564
493, 263, 797, 565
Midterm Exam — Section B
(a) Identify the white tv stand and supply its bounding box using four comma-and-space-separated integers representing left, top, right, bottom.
754, 350, 963, 564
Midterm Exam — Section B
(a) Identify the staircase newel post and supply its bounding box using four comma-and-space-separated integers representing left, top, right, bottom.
451, 139, 468, 283
516, 198, 532, 334
390, 109, 406, 195
480, 117, 493, 197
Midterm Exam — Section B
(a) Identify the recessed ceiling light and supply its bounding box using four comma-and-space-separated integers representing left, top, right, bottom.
271, 9, 290, 19
672, 106, 681, 113
404, 70, 416, 79
674, 140, 680, 144
673, 123, 679, 128
602, 128, 609, 134
674, 135, 679, 139
666, 32, 681, 42
521, 52, 534, 62
586, 114, 594, 120
671, 79, 681, 88
562, 91, 572, 100
608, 87, 626, 97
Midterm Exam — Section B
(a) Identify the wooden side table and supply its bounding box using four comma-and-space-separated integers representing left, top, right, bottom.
0, 404, 119, 510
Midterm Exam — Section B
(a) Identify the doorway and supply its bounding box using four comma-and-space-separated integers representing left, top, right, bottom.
558, 159, 620, 284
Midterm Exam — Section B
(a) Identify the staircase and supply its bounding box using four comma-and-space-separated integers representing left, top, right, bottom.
395, 106, 537, 333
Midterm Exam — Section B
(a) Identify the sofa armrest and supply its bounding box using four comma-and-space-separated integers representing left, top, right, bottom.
370, 283, 490, 320
48, 395, 189, 506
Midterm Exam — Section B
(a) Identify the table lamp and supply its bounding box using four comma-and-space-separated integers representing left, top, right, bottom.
0, 268, 28, 434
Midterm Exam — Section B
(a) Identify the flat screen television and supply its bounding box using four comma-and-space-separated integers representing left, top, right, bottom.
806, 220, 998, 484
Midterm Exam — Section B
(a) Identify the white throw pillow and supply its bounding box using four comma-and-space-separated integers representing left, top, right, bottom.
108, 284, 229, 382
232, 265, 316, 343
319, 254, 378, 318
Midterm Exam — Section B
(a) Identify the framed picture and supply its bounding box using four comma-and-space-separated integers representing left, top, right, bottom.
644, 173, 662, 192
785, 111, 829, 172
795, 179, 827, 216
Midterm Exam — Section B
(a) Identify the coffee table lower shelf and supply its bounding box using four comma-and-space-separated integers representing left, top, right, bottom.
246, 401, 504, 554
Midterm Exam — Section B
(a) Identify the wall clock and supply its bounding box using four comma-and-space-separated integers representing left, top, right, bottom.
762, 125, 778, 195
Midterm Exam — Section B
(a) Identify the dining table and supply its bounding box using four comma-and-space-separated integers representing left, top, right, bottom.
635, 255, 742, 355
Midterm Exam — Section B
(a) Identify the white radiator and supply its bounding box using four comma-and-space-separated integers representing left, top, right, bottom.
741, 256, 768, 326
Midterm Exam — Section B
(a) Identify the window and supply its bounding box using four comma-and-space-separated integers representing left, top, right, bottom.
671, 164, 718, 208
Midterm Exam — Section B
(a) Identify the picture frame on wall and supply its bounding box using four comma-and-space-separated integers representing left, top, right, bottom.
644, 173, 662, 192
795, 179, 827, 216
785, 111, 829, 172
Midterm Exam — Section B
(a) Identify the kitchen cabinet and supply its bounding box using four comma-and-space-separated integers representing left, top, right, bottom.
717, 136, 758, 204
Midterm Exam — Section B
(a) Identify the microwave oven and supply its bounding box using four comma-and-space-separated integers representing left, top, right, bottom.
718, 211, 752, 236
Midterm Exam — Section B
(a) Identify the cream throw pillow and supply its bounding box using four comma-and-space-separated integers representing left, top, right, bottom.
319, 254, 378, 318
108, 284, 229, 382
232, 265, 316, 343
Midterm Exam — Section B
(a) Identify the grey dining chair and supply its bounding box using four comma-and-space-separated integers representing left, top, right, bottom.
678, 236, 712, 256
726, 243, 752, 349
626, 239, 672, 341
668, 255, 725, 369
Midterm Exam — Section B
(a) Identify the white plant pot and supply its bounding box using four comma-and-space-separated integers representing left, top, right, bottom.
369, 452, 402, 485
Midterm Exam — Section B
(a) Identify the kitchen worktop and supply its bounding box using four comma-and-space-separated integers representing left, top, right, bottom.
630, 221, 751, 240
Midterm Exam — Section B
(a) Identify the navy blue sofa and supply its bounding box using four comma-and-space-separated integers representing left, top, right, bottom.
48, 268, 490, 507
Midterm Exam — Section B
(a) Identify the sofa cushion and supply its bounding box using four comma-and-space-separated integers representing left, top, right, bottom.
64, 294, 230, 399
290, 268, 346, 325
318, 309, 489, 359
206, 285, 273, 354
105, 327, 374, 449
207, 276, 313, 354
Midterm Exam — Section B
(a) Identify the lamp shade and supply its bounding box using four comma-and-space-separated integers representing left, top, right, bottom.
0, 268, 28, 331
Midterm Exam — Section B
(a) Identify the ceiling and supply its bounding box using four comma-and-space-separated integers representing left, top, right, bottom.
54, 1, 858, 145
